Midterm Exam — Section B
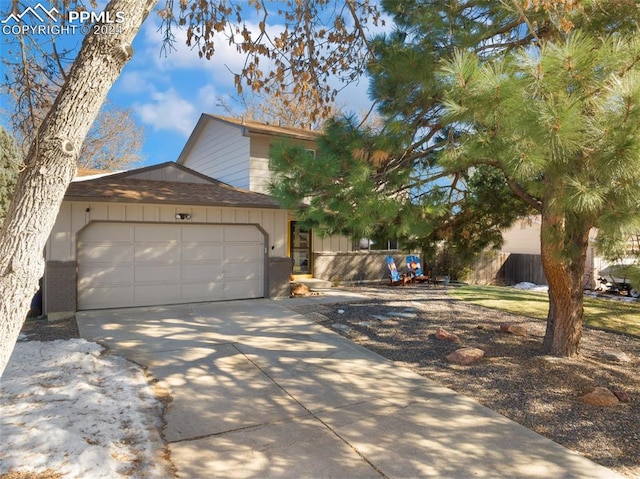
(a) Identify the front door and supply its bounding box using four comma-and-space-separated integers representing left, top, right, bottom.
289, 221, 311, 276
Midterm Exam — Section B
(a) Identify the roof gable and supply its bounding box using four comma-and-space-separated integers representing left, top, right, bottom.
90, 161, 218, 184
65, 162, 283, 209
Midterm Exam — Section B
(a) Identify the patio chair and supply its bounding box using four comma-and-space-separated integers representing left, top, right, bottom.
406, 255, 431, 284
386, 255, 410, 286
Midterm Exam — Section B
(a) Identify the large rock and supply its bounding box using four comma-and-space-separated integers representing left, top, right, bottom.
436, 328, 460, 343
446, 347, 485, 365
579, 387, 620, 407
499, 323, 527, 336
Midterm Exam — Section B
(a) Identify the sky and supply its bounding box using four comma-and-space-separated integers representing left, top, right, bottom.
0, 1, 380, 169
0, 337, 170, 478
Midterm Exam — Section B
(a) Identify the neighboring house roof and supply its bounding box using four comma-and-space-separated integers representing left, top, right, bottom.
176, 113, 319, 164
74, 167, 121, 182
76, 167, 112, 177
64, 162, 283, 209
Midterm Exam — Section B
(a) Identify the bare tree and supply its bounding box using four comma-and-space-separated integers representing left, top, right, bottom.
79, 102, 144, 169
215, 86, 340, 130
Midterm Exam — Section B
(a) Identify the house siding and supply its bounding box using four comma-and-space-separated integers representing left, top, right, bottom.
46, 202, 289, 262
501, 218, 541, 254
249, 135, 317, 194
181, 121, 251, 189
124, 164, 213, 183
313, 233, 353, 253
314, 251, 405, 284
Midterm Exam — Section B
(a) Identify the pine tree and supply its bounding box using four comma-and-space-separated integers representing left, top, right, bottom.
269, 1, 640, 357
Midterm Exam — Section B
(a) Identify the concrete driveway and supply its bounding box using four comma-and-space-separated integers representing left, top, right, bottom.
77, 297, 623, 479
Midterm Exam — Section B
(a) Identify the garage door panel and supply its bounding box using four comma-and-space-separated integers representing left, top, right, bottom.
181, 243, 223, 261
223, 267, 263, 281
78, 223, 264, 310
224, 243, 263, 260
182, 263, 223, 281
78, 244, 133, 263
81, 223, 132, 242
134, 265, 181, 282
224, 279, 262, 300
181, 282, 224, 301
134, 245, 180, 262
79, 286, 134, 309
134, 225, 180, 242
78, 264, 133, 287
134, 284, 181, 306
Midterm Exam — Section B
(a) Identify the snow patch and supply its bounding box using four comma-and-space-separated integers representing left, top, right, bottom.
0, 339, 170, 478
513, 282, 549, 292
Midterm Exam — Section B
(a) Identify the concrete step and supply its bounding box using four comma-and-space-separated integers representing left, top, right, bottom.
291, 278, 333, 290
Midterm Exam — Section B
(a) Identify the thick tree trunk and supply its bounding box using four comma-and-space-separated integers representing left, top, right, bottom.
0, 0, 157, 377
540, 211, 592, 357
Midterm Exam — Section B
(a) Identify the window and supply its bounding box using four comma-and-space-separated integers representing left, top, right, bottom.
356, 238, 399, 251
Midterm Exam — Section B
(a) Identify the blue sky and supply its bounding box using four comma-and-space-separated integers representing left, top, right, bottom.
0, 2, 380, 168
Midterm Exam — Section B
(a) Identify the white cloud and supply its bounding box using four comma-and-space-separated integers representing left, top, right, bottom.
115, 70, 155, 95
134, 88, 198, 137
197, 84, 219, 111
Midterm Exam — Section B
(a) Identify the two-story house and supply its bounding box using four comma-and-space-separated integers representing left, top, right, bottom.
42, 114, 401, 318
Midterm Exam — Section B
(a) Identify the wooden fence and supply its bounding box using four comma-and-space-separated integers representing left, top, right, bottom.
466, 252, 547, 286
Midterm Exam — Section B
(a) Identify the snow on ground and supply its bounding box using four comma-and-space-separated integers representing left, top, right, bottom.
513, 281, 549, 292
0, 339, 171, 478
514, 281, 640, 303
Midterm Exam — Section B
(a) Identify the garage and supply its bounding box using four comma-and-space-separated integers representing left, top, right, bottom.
77, 222, 265, 310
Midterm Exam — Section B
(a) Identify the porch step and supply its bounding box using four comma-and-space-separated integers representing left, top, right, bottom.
292, 278, 333, 290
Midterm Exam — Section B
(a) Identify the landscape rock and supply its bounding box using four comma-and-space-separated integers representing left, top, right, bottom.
500, 323, 528, 336
598, 350, 631, 363
579, 387, 620, 407
612, 390, 631, 403
290, 283, 311, 296
331, 323, 351, 333
436, 328, 461, 343
446, 347, 485, 365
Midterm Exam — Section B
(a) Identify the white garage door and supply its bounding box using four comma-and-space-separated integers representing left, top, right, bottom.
77, 222, 264, 310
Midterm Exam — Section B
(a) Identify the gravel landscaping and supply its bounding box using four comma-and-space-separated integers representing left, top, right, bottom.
289, 284, 640, 479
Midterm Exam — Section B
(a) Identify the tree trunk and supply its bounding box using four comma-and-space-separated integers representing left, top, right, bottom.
540, 210, 592, 357
0, 0, 157, 377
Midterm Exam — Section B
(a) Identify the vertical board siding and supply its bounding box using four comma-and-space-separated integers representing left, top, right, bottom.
180, 121, 251, 189
46, 202, 289, 261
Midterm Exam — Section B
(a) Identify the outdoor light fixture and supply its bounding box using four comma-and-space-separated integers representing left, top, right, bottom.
175, 213, 191, 220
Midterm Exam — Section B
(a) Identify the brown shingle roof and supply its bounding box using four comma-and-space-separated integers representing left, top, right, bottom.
64, 177, 283, 209
203, 114, 319, 141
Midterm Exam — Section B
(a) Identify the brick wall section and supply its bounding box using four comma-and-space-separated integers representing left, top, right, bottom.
313, 251, 408, 284
269, 256, 294, 298
44, 261, 76, 316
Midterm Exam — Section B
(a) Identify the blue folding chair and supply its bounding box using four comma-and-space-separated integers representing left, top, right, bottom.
406, 255, 431, 283
386, 255, 410, 286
